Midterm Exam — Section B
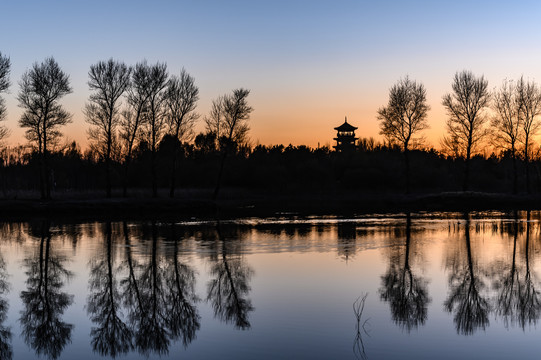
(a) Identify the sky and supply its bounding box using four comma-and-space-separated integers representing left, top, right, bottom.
2, 0, 541, 150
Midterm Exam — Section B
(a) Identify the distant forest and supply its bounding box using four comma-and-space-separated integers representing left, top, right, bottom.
1, 54, 541, 198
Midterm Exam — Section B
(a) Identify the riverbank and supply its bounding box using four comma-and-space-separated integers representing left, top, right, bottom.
0, 189, 540, 220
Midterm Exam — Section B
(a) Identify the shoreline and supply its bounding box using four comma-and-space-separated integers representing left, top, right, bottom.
0, 189, 539, 220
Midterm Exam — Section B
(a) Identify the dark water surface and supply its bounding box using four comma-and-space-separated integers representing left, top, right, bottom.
1, 212, 541, 359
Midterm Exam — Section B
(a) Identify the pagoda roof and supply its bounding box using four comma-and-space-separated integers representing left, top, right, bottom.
334, 117, 357, 131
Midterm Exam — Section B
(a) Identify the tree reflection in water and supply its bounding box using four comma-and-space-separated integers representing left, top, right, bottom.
207, 222, 254, 330
379, 213, 431, 332
492, 211, 541, 329
87, 222, 132, 357
120, 222, 200, 356
163, 224, 200, 347
0, 249, 12, 360
518, 211, 541, 328
444, 213, 490, 335
20, 221, 74, 359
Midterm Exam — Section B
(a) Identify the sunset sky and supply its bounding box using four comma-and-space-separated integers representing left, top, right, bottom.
2, 0, 541, 149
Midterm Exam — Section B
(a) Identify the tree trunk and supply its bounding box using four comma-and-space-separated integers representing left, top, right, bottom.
169, 147, 179, 198
512, 150, 518, 195
122, 158, 130, 198
106, 140, 112, 198
213, 148, 228, 201
525, 147, 531, 194
151, 147, 157, 198
43, 131, 50, 199
404, 146, 411, 194
463, 144, 471, 192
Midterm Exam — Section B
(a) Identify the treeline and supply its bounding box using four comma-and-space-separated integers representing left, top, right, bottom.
1, 53, 541, 198
0, 136, 540, 196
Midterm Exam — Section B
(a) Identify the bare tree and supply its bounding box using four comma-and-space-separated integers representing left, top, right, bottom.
118, 62, 152, 197
491, 79, 523, 194
442, 70, 490, 191
141, 62, 168, 198
18, 57, 72, 199
85, 59, 131, 198
517, 77, 541, 193
377, 76, 429, 193
164, 68, 199, 197
210, 88, 253, 200
0, 52, 10, 138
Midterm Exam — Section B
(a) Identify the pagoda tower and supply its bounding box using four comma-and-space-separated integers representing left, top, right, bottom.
333, 117, 358, 152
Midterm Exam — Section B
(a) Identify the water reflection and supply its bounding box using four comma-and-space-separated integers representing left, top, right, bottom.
0, 248, 12, 360
20, 220, 74, 359
491, 211, 541, 329
379, 213, 431, 331
87, 222, 132, 357
207, 222, 254, 330
3, 214, 541, 358
337, 222, 357, 262
163, 224, 200, 347
444, 213, 490, 335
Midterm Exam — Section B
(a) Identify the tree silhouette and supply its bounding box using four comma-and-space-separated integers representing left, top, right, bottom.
85, 59, 131, 198
516, 77, 541, 193
209, 88, 253, 200
377, 76, 429, 193
164, 68, 199, 198
444, 214, 490, 335
491, 80, 522, 194
20, 221, 74, 359
87, 222, 132, 357
442, 70, 490, 191
379, 214, 430, 331
141, 62, 168, 198
119, 62, 152, 197
17, 57, 72, 199
0, 52, 10, 140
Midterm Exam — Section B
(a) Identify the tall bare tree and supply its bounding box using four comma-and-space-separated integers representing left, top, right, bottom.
18, 57, 72, 199
491, 79, 523, 194
0, 52, 10, 139
210, 88, 253, 200
377, 76, 429, 193
516, 77, 541, 193
0, 52, 10, 177
442, 70, 490, 191
142, 62, 168, 198
164, 68, 199, 197
85, 59, 131, 198
118, 62, 152, 197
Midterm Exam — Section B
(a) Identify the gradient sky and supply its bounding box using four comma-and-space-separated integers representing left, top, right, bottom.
2, 0, 541, 149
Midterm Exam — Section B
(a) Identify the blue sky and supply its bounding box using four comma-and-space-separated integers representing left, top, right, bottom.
2, 0, 541, 148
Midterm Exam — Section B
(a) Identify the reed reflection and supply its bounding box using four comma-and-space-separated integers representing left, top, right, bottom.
0, 250, 12, 360
444, 213, 490, 335
379, 213, 431, 332
207, 222, 254, 330
20, 221, 74, 360
87, 222, 132, 357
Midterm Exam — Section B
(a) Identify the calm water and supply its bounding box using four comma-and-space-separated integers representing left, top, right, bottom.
0, 212, 540, 359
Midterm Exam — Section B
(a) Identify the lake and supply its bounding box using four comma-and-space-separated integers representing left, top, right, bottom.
0, 211, 540, 359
